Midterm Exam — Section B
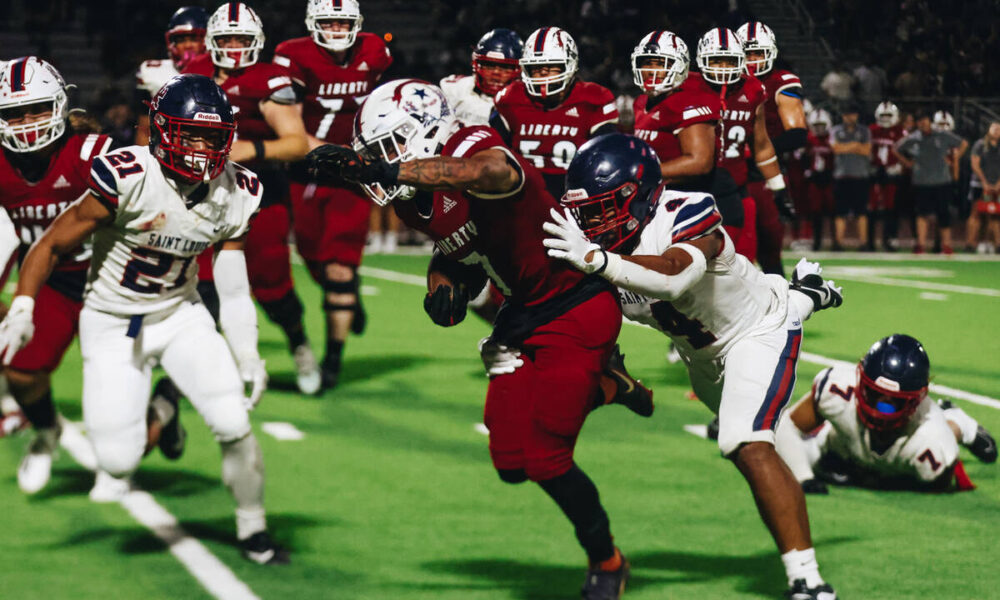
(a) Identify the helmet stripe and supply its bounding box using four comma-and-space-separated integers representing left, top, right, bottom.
332, 0, 342, 8
717, 28, 727, 50
534, 27, 550, 53
652, 30, 663, 46
228, 1, 240, 22
10, 57, 26, 93
748, 21, 757, 40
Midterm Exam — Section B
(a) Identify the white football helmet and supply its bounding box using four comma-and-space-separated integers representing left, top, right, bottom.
807, 108, 832, 135
0, 57, 68, 153
874, 102, 900, 128
306, 0, 363, 52
736, 21, 778, 76
352, 79, 457, 205
520, 27, 578, 99
696, 27, 745, 85
631, 30, 689, 95
932, 110, 955, 132
206, 2, 266, 69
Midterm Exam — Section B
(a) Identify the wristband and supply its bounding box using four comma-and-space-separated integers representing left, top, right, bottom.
592, 249, 609, 275
253, 140, 266, 161
765, 173, 786, 191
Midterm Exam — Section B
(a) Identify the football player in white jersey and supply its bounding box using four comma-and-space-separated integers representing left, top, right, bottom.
439, 28, 523, 126
776, 334, 996, 493
540, 134, 843, 599
134, 6, 208, 146
0, 74, 288, 564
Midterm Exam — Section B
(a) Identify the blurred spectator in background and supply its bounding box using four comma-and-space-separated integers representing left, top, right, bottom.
93, 88, 135, 148
830, 104, 871, 249
965, 121, 1000, 252
820, 62, 854, 111
852, 55, 888, 116
894, 111, 968, 254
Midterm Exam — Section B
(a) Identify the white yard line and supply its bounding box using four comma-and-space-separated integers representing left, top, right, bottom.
118, 490, 260, 600
825, 275, 1000, 297
359, 266, 1000, 411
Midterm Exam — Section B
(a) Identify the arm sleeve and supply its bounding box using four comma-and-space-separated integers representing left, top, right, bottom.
214, 249, 260, 364
601, 242, 708, 301
772, 127, 808, 153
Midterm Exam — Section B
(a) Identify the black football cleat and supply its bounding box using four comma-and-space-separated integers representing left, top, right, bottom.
786, 579, 837, 599
789, 258, 843, 311
320, 358, 340, 391
581, 550, 629, 600
153, 378, 185, 461
351, 298, 367, 335
240, 531, 290, 565
706, 416, 719, 441
801, 479, 829, 495
969, 425, 998, 463
604, 345, 654, 417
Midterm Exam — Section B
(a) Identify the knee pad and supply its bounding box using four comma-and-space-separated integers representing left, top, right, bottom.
320, 267, 360, 311
259, 290, 304, 331
93, 437, 143, 478
497, 468, 528, 484
200, 393, 252, 443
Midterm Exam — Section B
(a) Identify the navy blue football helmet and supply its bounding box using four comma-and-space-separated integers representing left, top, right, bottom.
472, 28, 523, 95
166, 7, 208, 69
561, 133, 662, 252
148, 74, 235, 183
856, 334, 930, 431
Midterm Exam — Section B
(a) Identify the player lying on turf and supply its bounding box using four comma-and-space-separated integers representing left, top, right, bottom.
776, 334, 997, 494
541, 133, 842, 600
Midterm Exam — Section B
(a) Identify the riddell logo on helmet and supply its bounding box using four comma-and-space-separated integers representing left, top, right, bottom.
874, 376, 901, 391
194, 113, 222, 122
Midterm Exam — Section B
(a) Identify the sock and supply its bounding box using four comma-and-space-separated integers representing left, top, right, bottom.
324, 339, 344, 372
781, 547, 824, 588
21, 390, 57, 430
221, 434, 266, 540
789, 289, 816, 322
537, 465, 615, 565
259, 291, 307, 351
942, 404, 979, 445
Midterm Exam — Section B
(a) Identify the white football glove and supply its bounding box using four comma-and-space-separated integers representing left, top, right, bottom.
0, 296, 35, 365
542, 208, 608, 274
478, 337, 524, 378
237, 356, 268, 410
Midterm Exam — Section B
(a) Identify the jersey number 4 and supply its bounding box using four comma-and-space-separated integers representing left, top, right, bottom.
121, 247, 195, 294
650, 301, 717, 349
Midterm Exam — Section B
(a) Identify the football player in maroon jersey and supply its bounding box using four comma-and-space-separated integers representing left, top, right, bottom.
185, 2, 320, 394
804, 109, 836, 250
0, 58, 117, 494
309, 79, 652, 600
691, 27, 789, 263
737, 21, 807, 275
629, 31, 719, 192
273, 0, 391, 389
492, 27, 619, 200
869, 102, 907, 251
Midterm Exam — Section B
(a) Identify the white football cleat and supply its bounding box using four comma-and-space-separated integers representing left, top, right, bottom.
790, 258, 843, 311
89, 470, 131, 503
58, 417, 98, 471
17, 427, 59, 494
293, 344, 322, 395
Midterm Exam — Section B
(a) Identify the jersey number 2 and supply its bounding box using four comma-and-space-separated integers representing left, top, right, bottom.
105, 151, 143, 178
121, 247, 194, 294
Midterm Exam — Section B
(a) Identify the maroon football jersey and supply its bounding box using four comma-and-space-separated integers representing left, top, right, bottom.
0, 133, 110, 269
684, 72, 766, 187
494, 80, 618, 178
631, 87, 720, 163
183, 55, 294, 143
394, 126, 585, 306
804, 132, 833, 180
869, 123, 906, 170
273, 33, 391, 145
758, 68, 803, 140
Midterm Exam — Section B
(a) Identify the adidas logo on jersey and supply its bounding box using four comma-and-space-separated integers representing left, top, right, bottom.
357, 61, 369, 72
738, 94, 748, 102
565, 107, 579, 117
52, 175, 71, 189
442, 196, 457, 213
228, 85, 240, 96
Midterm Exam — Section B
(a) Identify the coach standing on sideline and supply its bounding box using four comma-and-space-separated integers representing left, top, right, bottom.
830, 104, 871, 250
965, 121, 1000, 252
894, 111, 968, 254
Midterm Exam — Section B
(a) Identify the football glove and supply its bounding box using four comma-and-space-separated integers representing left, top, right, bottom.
774, 188, 796, 220
306, 144, 399, 187
423, 284, 467, 327
0, 296, 34, 365
236, 356, 268, 410
542, 208, 607, 274
478, 337, 524, 377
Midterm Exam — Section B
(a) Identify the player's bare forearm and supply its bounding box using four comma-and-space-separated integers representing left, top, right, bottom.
263, 134, 309, 162
623, 232, 721, 275
398, 151, 518, 194
260, 101, 309, 162
754, 113, 781, 179
17, 193, 108, 298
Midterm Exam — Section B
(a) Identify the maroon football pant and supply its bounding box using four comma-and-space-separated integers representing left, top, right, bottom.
724, 196, 758, 263
484, 290, 621, 482
290, 181, 371, 267
9, 284, 81, 372
245, 204, 295, 303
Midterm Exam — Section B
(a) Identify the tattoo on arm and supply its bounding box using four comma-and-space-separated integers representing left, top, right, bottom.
397, 153, 515, 193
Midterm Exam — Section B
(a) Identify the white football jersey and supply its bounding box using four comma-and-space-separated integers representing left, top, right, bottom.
136, 59, 180, 98
85, 146, 262, 315
619, 189, 790, 360
813, 365, 959, 482
439, 74, 495, 126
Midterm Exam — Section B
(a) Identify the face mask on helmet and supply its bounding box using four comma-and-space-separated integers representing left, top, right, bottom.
0, 57, 69, 153
151, 112, 234, 182
697, 29, 745, 85
855, 364, 926, 431
206, 3, 265, 69
168, 32, 206, 70
472, 29, 523, 96
562, 181, 648, 251
631, 32, 689, 95
875, 103, 900, 128
305, 0, 363, 51
737, 22, 777, 76
808, 110, 831, 136
521, 28, 578, 99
